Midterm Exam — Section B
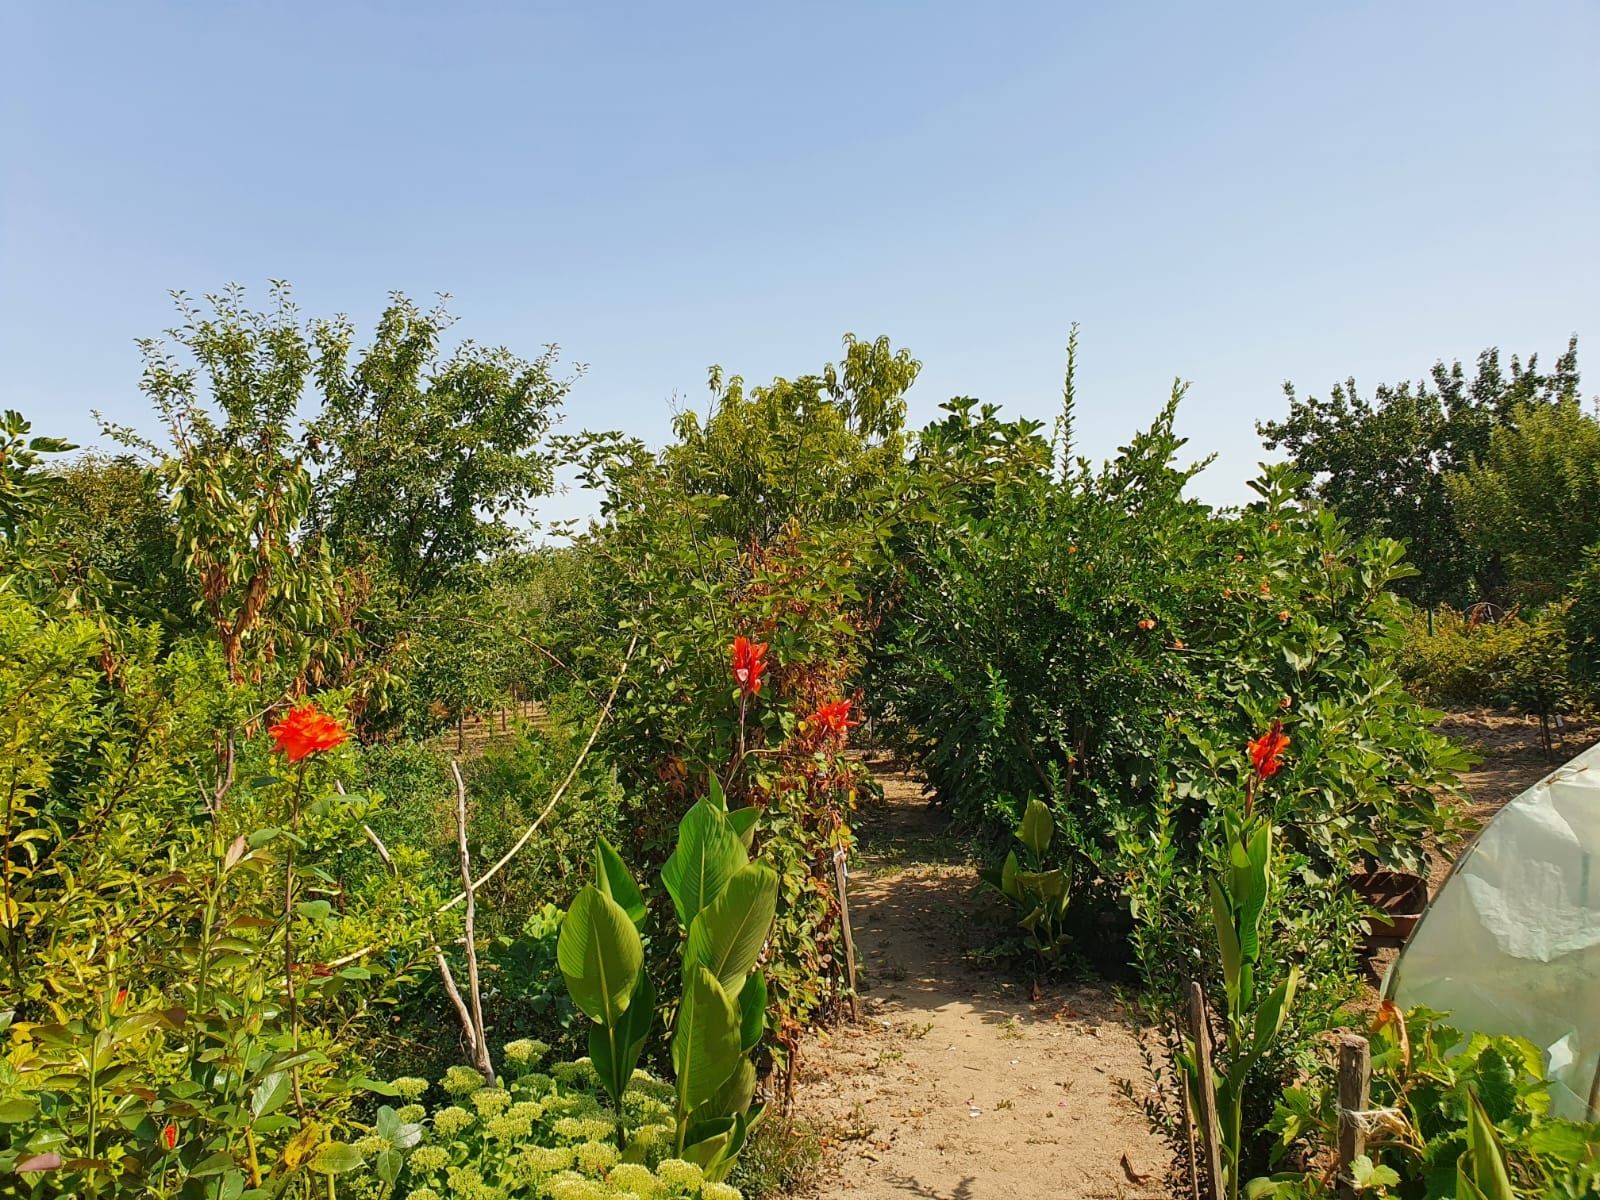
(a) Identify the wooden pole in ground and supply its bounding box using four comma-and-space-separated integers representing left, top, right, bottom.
1187, 981, 1224, 1200
834, 847, 859, 1021
1336, 1032, 1372, 1199
1180, 1056, 1201, 1200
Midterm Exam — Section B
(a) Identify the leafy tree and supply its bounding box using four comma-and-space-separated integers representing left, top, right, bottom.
44, 453, 197, 627
110, 282, 343, 685
107, 283, 571, 719
657, 332, 919, 544
1447, 399, 1600, 601
1258, 340, 1580, 606
307, 293, 572, 597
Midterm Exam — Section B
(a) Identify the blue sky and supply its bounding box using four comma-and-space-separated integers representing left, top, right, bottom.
3, 1, 1596, 523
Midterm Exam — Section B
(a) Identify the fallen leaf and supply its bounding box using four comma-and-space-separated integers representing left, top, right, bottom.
1120, 1152, 1151, 1184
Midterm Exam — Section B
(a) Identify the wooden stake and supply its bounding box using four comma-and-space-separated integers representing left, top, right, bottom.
834, 848, 860, 1021
1180, 1055, 1201, 1200
1188, 981, 1224, 1200
1336, 1033, 1372, 1199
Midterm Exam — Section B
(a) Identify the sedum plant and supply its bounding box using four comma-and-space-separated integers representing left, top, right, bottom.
558, 782, 776, 1181
978, 797, 1072, 974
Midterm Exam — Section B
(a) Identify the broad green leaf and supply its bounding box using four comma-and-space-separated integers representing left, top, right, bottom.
1014, 868, 1068, 901
308, 1142, 364, 1175
695, 1057, 756, 1123
672, 966, 741, 1116
1210, 878, 1242, 1004
594, 836, 647, 928
558, 885, 644, 1026
1250, 968, 1297, 1059
1018, 798, 1053, 856
662, 800, 748, 930
999, 849, 1021, 901
686, 864, 778, 995
187, 1152, 237, 1178
251, 1071, 291, 1118
1461, 1089, 1516, 1200
737, 971, 768, 1051
591, 972, 655, 1108
680, 1117, 735, 1170
727, 805, 759, 849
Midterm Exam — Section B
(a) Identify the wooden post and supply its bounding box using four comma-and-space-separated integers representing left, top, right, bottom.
1180, 1062, 1201, 1200
1336, 1033, 1372, 1199
1188, 981, 1224, 1200
834, 848, 859, 1021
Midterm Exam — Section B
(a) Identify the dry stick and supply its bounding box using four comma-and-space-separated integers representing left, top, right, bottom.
833, 848, 859, 1022
327, 637, 637, 970
434, 635, 637, 916
1188, 981, 1224, 1200
1336, 1033, 1372, 1200
453, 759, 494, 1080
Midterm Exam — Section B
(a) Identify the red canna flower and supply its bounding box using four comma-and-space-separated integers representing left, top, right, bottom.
730, 637, 769, 697
811, 698, 859, 735
268, 704, 349, 763
160, 1122, 178, 1152
113, 988, 128, 1011
1248, 721, 1290, 779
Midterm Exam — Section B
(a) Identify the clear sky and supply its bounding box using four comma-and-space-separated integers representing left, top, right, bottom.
3, 1, 1596, 523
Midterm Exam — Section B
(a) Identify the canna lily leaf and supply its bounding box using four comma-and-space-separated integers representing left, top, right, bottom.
594, 836, 647, 929
1018, 798, 1054, 856
558, 885, 643, 1026
672, 966, 741, 1116
662, 800, 748, 930
686, 864, 778, 996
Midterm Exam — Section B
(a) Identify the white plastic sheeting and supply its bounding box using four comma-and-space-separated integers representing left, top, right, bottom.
1387, 738, 1600, 1120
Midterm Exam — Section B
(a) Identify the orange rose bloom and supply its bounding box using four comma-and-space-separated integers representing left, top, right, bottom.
269, 704, 349, 763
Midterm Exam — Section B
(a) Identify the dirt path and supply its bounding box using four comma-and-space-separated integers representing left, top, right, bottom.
792, 770, 1170, 1200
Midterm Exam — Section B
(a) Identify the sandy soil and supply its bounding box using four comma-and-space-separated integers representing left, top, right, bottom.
793, 771, 1169, 1200
790, 714, 1585, 1199
1435, 707, 1600, 824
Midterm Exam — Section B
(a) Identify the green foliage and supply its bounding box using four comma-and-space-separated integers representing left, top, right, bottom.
977, 798, 1073, 972
1256, 1008, 1600, 1199
380, 1052, 750, 1200
1179, 810, 1300, 1200
1398, 604, 1583, 718
0, 410, 78, 545
874, 371, 1466, 1186
1566, 546, 1600, 687
41, 454, 197, 629
725, 1116, 825, 1200
1447, 399, 1600, 602
1259, 340, 1581, 607
305, 293, 571, 598
562, 335, 909, 1057
559, 793, 776, 1180
0, 590, 442, 1198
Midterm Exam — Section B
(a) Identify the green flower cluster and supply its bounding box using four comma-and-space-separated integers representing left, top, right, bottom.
389, 1056, 744, 1200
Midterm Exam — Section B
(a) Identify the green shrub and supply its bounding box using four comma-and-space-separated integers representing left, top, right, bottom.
1399, 603, 1584, 716
0, 594, 445, 1198
1255, 1007, 1600, 1199
872, 392, 1469, 1181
